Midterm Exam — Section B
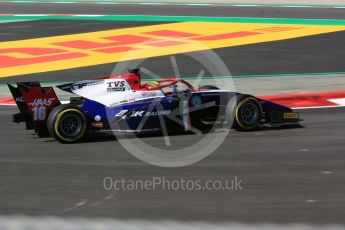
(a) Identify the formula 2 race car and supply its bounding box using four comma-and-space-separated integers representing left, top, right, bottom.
8, 68, 300, 143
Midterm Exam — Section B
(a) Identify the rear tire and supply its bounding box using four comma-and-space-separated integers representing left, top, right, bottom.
47, 104, 87, 143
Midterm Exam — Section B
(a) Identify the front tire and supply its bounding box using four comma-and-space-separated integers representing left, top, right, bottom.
47, 105, 87, 143
234, 96, 262, 131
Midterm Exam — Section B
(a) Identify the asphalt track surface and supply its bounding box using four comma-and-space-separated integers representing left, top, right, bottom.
1, 2, 345, 225
1, 106, 345, 224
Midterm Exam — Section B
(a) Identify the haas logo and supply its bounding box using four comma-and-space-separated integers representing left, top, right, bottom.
29, 98, 56, 106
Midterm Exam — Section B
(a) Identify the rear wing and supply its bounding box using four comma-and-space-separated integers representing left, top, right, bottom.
8, 82, 61, 136
8, 82, 40, 130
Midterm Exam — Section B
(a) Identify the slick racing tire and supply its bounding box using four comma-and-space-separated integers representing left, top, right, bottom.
199, 85, 220, 90
234, 95, 262, 131
226, 95, 262, 131
47, 104, 87, 143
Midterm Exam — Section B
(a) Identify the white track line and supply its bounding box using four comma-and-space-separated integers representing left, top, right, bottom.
329, 98, 345, 106
293, 105, 345, 110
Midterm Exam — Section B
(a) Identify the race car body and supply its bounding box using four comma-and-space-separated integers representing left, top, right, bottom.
8, 68, 300, 143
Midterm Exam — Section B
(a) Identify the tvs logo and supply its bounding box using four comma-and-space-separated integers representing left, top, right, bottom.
107, 81, 126, 92
107, 80, 126, 92
107, 81, 125, 88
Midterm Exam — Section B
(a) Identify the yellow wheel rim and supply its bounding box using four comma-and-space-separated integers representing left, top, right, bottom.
54, 108, 87, 142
